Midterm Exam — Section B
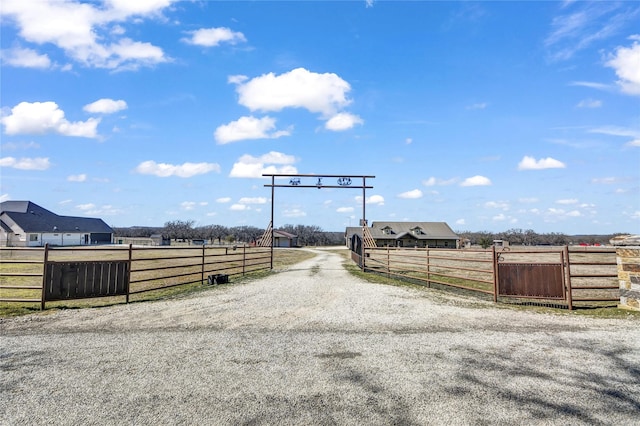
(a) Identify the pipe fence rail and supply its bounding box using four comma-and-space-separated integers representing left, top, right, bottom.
0, 244, 271, 309
362, 245, 618, 310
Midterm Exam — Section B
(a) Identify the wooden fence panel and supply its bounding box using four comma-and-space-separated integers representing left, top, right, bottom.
44, 261, 129, 301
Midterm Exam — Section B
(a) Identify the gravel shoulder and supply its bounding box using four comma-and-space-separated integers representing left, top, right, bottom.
1, 248, 639, 425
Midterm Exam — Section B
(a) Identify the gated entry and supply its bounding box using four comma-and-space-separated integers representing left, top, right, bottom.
495, 248, 568, 302
261, 173, 375, 268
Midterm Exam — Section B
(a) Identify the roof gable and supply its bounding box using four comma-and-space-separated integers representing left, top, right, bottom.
369, 221, 459, 240
1, 201, 113, 234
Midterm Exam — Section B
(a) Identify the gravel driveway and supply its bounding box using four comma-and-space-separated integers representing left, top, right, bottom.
1, 248, 639, 425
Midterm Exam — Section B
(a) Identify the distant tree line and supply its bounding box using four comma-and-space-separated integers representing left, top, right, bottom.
112, 223, 626, 248
456, 228, 627, 248
112, 221, 344, 246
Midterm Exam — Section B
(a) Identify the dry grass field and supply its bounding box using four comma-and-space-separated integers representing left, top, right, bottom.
0, 246, 315, 316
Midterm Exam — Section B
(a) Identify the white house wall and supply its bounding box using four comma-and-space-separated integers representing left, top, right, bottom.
41, 233, 86, 246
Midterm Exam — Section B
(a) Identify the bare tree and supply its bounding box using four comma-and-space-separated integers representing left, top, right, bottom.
163, 220, 195, 241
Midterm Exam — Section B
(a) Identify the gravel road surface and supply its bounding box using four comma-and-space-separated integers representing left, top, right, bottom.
1, 248, 639, 425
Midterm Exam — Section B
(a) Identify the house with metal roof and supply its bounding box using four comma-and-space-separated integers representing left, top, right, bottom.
0, 201, 114, 247
346, 221, 460, 250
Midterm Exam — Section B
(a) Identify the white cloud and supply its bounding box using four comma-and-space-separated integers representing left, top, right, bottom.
398, 189, 423, 199
283, 208, 306, 218
627, 139, 640, 147
545, 3, 637, 61
75, 203, 123, 216
336, 207, 354, 213
181, 201, 196, 211
216, 197, 231, 203
134, 160, 221, 178
355, 195, 385, 206
591, 177, 619, 184
230, 204, 249, 211
518, 197, 539, 204
67, 174, 87, 182
517, 156, 566, 170
324, 112, 364, 131
229, 151, 297, 178
182, 27, 246, 47
76, 203, 96, 211
214, 116, 291, 144
556, 198, 578, 205
103, 0, 176, 16
0, 141, 40, 151
238, 197, 267, 205
83, 98, 127, 114
606, 41, 640, 95
455, 219, 466, 226
1, 47, 51, 68
0, 156, 50, 170
1, 101, 100, 138
1, 0, 174, 70
484, 201, 509, 210
576, 98, 602, 108
232, 67, 352, 117
544, 207, 583, 221
589, 126, 640, 139
569, 81, 613, 91
466, 102, 488, 110
422, 176, 458, 186
492, 213, 507, 221
460, 175, 492, 187
228, 74, 248, 85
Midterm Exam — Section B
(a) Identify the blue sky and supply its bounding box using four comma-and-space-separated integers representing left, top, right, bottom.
1, 0, 639, 234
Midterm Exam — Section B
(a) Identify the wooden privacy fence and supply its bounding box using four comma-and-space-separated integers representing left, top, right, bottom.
0, 244, 271, 309
362, 246, 618, 310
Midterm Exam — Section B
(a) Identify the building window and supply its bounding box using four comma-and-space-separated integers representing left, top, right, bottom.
30, 234, 38, 241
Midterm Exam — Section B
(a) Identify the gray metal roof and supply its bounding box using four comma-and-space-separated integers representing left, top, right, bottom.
274, 230, 297, 238
346, 221, 459, 240
0, 201, 113, 234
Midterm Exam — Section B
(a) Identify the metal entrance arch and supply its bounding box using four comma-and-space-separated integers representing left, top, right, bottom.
262, 173, 375, 268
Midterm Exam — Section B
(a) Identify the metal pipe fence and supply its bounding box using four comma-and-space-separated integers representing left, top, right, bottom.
362, 245, 618, 310
0, 244, 271, 309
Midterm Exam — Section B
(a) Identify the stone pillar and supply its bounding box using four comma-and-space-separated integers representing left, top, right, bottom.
612, 235, 640, 311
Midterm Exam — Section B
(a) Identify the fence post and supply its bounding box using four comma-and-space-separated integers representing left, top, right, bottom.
201, 245, 206, 284
386, 245, 390, 278
126, 244, 132, 304
564, 246, 573, 310
426, 248, 431, 288
40, 244, 49, 310
492, 245, 498, 303
242, 245, 246, 276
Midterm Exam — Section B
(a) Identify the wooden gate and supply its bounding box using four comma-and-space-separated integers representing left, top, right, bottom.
497, 262, 565, 299
44, 261, 129, 301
